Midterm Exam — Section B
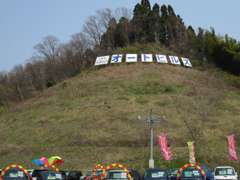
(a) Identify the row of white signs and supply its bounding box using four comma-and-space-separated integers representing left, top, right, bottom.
95, 54, 192, 67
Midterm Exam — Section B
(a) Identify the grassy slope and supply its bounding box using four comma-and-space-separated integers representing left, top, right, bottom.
1, 44, 240, 172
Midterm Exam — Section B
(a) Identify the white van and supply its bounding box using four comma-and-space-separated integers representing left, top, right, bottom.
214, 166, 238, 180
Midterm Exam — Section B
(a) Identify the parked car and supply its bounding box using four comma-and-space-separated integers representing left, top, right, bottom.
60, 170, 68, 180
200, 165, 213, 180
213, 166, 238, 180
32, 169, 64, 180
143, 168, 168, 180
129, 169, 141, 180
27, 169, 34, 177
67, 171, 83, 180
92, 169, 105, 180
105, 169, 129, 180
179, 167, 204, 180
167, 169, 178, 180
2, 168, 31, 180
85, 170, 93, 180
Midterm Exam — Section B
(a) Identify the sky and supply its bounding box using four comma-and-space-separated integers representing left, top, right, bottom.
0, 0, 239, 72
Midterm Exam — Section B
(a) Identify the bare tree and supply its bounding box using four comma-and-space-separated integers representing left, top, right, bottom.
83, 15, 104, 46
34, 35, 60, 61
34, 36, 61, 86
8, 65, 34, 101
114, 7, 132, 22
25, 57, 46, 91
70, 32, 90, 55
83, 8, 132, 47
57, 32, 93, 77
96, 8, 113, 29
0, 72, 9, 105
83, 9, 114, 47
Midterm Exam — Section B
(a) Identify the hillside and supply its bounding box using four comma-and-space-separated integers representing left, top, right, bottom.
1, 57, 240, 171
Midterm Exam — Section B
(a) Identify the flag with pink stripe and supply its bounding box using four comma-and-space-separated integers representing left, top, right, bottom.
227, 134, 238, 161
158, 134, 172, 161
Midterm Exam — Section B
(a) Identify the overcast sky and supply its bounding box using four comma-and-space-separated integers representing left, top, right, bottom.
0, 0, 239, 71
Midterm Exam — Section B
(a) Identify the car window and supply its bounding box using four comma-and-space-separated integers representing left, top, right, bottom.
96, 170, 103, 176
4, 169, 29, 179
215, 168, 235, 176
86, 171, 92, 176
151, 171, 165, 178
109, 172, 127, 179
182, 170, 201, 178
169, 169, 178, 176
34, 171, 63, 180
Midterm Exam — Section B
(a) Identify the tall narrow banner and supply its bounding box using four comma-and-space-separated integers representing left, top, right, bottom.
187, 141, 196, 164
158, 134, 172, 161
227, 134, 238, 161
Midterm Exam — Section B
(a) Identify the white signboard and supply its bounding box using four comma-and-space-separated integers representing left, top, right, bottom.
95, 56, 110, 66
181, 57, 192, 68
169, 56, 181, 65
126, 54, 138, 63
111, 54, 123, 64
156, 54, 168, 64
141, 54, 153, 62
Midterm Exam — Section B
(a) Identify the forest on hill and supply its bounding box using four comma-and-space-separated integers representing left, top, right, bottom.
0, 0, 240, 107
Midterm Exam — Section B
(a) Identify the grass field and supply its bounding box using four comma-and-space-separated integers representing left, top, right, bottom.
1, 45, 240, 172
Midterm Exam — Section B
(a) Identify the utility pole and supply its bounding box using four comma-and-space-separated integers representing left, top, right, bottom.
139, 110, 166, 168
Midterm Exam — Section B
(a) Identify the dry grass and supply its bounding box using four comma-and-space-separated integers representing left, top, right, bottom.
0, 61, 240, 172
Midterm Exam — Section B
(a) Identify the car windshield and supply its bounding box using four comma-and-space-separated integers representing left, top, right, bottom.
96, 169, 103, 176
108, 171, 128, 179
86, 171, 92, 176
215, 168, 235, 176
168, 169, 178, 176
3, 169, 29, 180
35, 171, 63, 180
145, 170, 166, 178
182, 169, 201, 178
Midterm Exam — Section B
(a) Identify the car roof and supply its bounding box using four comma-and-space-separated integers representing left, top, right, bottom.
108, 170, 127, 172
33, 169, 60, 173
168, 168, 179, 171
145, 168, 167, 171
215, 166, 235, 169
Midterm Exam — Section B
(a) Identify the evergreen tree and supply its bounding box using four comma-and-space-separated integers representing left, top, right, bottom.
152, 3, 160, 15
114, 17, 130, 47
141, 0, 151, 10
160, 5, 168, 17
101, 18, 117, 49
147, 3, 160, 42
132, 1, 151, 42
167, 5, 176, 17
159, 5, 168, 44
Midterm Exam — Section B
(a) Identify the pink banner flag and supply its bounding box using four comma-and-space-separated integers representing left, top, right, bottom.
158, 134, 172, 161
227, 134, 238, 161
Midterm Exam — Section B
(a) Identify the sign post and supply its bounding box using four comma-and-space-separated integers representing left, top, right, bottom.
139, 110, 166, 168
